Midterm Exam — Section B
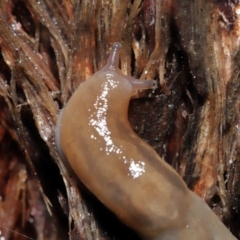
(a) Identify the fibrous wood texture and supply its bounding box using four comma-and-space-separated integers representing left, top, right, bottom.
0, 0, 239, 239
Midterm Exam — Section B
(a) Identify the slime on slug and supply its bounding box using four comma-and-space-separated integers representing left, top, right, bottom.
55, 42, 237, 240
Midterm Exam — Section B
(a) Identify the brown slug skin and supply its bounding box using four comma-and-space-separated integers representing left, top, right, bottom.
56, 43, 237, 240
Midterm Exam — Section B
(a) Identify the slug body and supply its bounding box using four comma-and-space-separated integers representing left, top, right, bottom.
55, 43, 236, 240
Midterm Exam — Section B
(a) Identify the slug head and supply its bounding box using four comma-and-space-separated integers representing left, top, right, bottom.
100, 42, 157, 93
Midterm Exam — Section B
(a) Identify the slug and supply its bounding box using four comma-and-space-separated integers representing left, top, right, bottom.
55, 43, 237, 240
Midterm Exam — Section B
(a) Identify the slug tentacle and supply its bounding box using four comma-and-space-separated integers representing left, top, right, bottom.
129, 76, 156, 90
103, 42, 122, 71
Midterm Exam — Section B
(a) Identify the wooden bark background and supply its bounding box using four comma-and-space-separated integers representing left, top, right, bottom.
0, 0, 239, 239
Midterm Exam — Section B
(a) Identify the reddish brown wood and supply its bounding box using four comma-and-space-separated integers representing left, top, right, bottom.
0, 0, 239, 239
